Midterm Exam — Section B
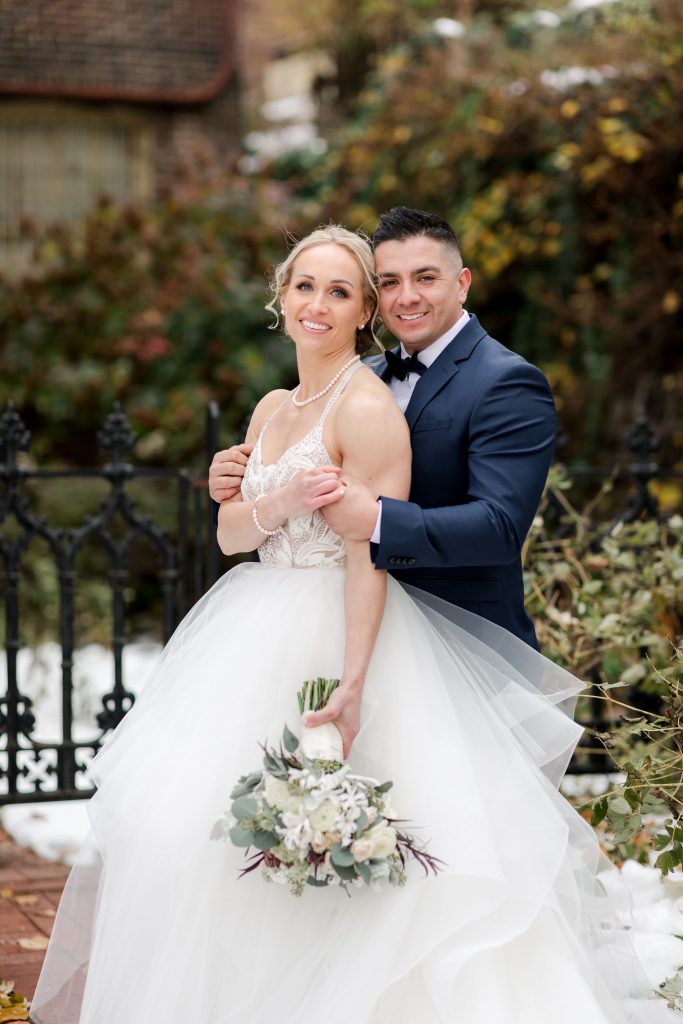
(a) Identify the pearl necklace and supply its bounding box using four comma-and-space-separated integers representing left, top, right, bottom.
291, 355, 360, 407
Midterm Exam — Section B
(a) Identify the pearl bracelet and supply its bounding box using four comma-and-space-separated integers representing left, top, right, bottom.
252, 495, 279, 537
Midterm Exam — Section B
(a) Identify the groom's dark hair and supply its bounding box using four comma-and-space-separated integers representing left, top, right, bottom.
372, 207, 462, 262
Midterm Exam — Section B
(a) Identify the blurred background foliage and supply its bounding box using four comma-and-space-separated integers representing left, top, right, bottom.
284, 0, 683, 462
1, 0, 681, 472
0, 179, 298, 469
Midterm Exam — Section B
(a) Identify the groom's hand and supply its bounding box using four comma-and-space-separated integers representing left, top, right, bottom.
209, 444, 253, 502
321, 475, 379, 541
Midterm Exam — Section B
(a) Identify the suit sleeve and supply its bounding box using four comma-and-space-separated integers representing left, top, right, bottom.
373, 361, 557, 569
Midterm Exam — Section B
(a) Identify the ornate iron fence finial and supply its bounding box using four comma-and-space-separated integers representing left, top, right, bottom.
97, 402, 137, 466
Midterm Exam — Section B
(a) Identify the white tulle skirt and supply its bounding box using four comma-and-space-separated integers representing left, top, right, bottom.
30, 565, 673, 1023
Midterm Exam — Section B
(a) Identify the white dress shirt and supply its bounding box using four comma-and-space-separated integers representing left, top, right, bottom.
370, 310, 470, 544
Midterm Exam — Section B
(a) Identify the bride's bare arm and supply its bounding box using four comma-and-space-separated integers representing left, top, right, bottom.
302, 383, 411, 756
216, 390, 343, 556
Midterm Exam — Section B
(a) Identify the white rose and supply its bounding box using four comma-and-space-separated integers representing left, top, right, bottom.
264, 775, 292, 811
368, 825, 397, 859
366, 805, 378, 824
381, 798, 398, 820
283, 794, 305, 815
309, 799, 338, 832
350, 838, 373, 862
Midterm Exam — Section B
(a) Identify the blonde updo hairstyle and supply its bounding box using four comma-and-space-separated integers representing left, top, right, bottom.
266, 225, 383, 356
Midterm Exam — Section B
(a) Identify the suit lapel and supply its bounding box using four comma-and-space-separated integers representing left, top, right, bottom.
404, 315, 487, 431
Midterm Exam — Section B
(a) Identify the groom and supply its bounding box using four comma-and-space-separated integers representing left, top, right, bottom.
209, 207, 557, 650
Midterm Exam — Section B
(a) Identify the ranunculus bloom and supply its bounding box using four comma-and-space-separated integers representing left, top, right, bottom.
351, 838, 373, 862
309, 799, 338, 831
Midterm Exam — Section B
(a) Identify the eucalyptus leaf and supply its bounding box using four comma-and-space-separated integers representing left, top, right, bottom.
282, 723, 299, 754
333, 861, 358, 881
374, 781, 393, 794
229, 825, 254, 847
231, 796, 258, 820
230, 771, 262, 799
252, 829, 279, 850
356, 861, 372, 884
331, 842, 355, 867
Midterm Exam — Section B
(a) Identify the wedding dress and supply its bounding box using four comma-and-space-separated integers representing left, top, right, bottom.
31, 364, 673, 1023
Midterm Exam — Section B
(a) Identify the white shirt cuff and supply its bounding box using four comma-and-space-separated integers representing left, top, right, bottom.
370, 500, 382, 544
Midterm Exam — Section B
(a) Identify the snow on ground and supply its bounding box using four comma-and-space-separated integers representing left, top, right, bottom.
1, 640, 161, 857
0, 640, 162, 745
2, 799, 91, 865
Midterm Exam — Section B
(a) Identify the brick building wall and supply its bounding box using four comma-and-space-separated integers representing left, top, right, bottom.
0, 0, 240, 273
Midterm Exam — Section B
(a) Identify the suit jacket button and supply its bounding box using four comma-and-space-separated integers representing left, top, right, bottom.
408, 558, 416, 565
389, 557, 397, 564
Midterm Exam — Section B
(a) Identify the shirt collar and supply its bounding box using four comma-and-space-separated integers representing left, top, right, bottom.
399, 309, 470, 367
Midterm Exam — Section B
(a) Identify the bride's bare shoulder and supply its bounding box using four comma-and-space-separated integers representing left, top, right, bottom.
341, 365, 405, 423
246, 388, 291, 442
333, 365, 408, 443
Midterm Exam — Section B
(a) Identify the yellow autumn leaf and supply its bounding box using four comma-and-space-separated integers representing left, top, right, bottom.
580, 156, 612, 186
561, 100, 580, 118
0, 1007, 29, 1022
17, 935, 49, 951
650, 481, 682, 511
477, 116, 504, 135
662, 291, 680, 314
392, 125, 412, 143
599, 117, 625, 134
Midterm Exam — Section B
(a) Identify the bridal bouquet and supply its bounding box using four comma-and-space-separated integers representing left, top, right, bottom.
210, 678, 443, 896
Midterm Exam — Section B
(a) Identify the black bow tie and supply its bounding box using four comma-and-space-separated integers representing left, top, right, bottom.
384, 349, 427, 382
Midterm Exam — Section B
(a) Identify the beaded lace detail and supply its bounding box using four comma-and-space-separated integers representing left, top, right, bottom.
241, 362, 362, 568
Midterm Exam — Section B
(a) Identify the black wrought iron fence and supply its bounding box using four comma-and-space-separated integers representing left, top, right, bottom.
0, 402, 680, 802
0, 401, 222, 804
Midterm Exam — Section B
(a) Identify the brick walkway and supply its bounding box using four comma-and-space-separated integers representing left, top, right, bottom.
0, 827, 69, 1015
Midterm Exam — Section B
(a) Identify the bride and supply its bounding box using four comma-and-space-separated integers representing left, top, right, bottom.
31, 227, 672, 1023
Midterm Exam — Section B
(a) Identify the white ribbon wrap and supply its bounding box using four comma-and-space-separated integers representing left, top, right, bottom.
299, 722, 344, 762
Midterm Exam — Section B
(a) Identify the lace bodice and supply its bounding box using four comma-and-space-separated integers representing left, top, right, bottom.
241, 362, 361, 568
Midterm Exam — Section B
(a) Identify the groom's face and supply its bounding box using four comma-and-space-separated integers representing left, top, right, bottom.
375, 236, 471, 353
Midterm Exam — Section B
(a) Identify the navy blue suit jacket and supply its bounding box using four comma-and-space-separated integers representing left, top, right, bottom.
367, 315, 557, 649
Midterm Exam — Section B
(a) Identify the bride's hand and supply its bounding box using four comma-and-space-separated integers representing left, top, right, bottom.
277, 466, 345, 520
301, 684, 361, 760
